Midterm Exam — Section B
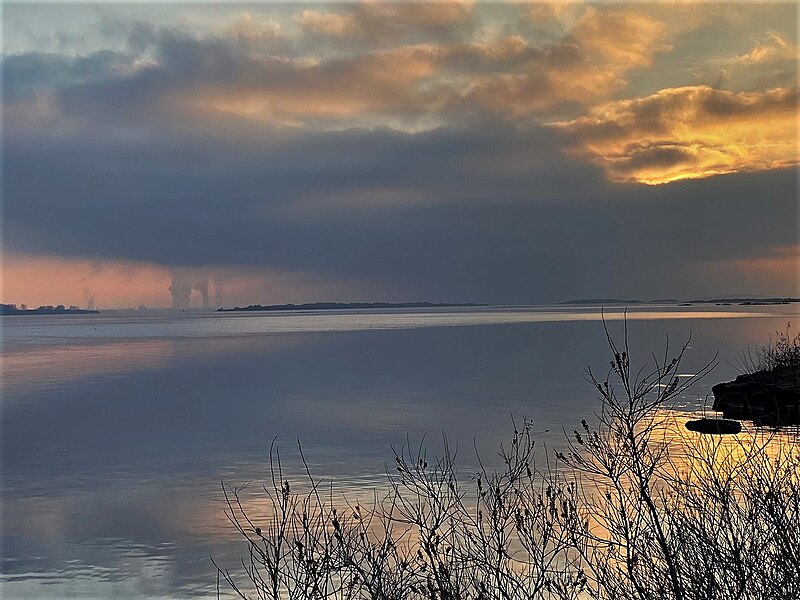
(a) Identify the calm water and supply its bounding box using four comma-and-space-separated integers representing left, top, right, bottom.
2, 304, 798, 598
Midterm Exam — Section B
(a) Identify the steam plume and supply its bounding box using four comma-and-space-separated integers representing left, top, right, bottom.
169, 273, 192, 309
193, 278, 210, 309
214, 277, 225, 308
82, 286, 96, 311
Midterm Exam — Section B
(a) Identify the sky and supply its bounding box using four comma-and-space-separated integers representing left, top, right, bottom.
2, 1, 798, 309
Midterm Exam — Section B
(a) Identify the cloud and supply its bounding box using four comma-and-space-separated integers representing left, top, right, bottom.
4, 114, 796, 304
3, 5, 675, 134
458, 6, 671, 118
2, 2, 798, 304
178, 45, 445, 125
4, 29, 450, 133
569, 6, 670, 70
297, 1, 475, 48
554, 85, 798, 184
298, 10, 355, 37
526, 2, 584, 28
224, 11, 284, 47
696, 30, 800, 91
731, 31, 799, 65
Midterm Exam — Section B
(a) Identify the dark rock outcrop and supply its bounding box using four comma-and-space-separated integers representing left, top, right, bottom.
685, 418, 742, 435
712, 366, 800, 426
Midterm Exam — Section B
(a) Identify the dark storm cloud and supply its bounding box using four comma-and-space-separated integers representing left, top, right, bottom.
4, 112, 796, 302
3, 49, 132, 103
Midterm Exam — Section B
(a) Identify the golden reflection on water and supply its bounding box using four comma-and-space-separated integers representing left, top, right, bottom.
619, 408, 784, 488
211, 409, 800, 546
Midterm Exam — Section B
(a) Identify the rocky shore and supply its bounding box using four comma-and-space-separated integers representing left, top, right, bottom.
712, 365, 800, 427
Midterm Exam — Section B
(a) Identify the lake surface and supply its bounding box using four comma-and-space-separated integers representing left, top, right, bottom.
2, 304, 798, 598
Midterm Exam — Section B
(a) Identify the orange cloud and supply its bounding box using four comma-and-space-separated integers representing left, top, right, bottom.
569, 5, 670, 70
224, 11, 285, 50
180, 46, 443, 125
298, 10, 356, 37
731, 31, 799, 65
175, 5, 674, 128
526, 2, 584, 27
298, 1, 474, 44
460, 6, 671, 118
553, 85, 799, 184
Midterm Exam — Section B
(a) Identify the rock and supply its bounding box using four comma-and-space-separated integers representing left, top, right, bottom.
685, 418, 742, 435
712, 366, 800, 427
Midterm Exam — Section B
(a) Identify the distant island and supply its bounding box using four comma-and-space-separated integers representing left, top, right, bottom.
559, 298, 678, 305
1, 303, 99, 315
218, 302, 488, 312
688, 297, 800, 305
561, 297, 799, 306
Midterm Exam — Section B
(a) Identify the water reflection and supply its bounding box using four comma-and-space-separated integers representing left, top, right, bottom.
2, 307, 797, 597
1, 340, 174, 397
1, 335, 311, 399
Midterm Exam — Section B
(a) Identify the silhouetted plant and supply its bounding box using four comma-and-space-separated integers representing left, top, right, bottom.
732, 322, 800, 376
215, 322, 800, 599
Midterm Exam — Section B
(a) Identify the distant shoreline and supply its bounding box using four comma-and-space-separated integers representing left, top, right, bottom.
3, 298, 795, 315
560, 297, 799, 306
1, 304, 99, 315
218, 302, 489, 313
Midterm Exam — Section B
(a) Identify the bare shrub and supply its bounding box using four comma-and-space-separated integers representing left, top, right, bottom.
214, 429, 586, 600
215, 323, 800, 599
558, 321, 799, 600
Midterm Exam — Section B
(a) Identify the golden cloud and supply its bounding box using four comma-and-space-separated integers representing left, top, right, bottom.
298, 1, 474, 44
22, 2, 794, 142
526, 2, 584, 27
174, 7, 677, 130
180, 46, 444, 125
732, 31, 799, 65
569, 6, 670, 69
553, 85, 799, 185
224, 12, 285, 50
288, 3, 676, 123
460, 6, 671, 118
298, 10, 356, 37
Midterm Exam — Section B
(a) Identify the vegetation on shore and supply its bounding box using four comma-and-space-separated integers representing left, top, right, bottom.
735, 324, 800, 375
215, 324, 800, 599
0, 303, 99, 315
